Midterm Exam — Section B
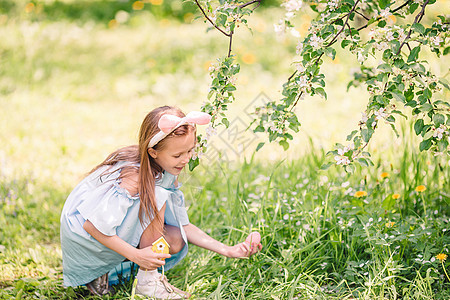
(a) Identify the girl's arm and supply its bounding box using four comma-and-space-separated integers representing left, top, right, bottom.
183, 223, 262, 258
83, 220, 170, 270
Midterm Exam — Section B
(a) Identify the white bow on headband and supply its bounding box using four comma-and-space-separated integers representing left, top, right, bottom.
148, 111, 212, 148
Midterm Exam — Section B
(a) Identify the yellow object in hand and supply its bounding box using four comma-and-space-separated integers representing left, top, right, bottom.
151, 236, 170, 260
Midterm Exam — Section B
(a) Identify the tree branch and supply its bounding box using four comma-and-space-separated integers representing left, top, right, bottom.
355, 10, 370, 21
194, 0, 231, 37
396, 0, 429, 55
357, 0, 412, 31
239, 0, 261, 11
327, 0, 360, 47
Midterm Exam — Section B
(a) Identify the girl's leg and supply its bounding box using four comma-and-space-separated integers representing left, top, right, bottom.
136, 206, 189, 298
139, 203, 185, 254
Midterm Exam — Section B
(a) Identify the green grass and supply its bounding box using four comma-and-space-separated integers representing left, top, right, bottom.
1, 1, 449, 299
1, 146, 449, 299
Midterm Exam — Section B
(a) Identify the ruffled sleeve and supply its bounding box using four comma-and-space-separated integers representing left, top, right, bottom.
76, 166, 139, 237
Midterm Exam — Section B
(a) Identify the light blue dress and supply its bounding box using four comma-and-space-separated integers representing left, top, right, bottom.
60, 161, 189, 287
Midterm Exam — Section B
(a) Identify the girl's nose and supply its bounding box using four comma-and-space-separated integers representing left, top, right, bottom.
181, 153, 191, 164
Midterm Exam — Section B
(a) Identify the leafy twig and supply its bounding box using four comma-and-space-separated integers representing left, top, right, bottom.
396, 0, 429, 55
194, 0, 231, 37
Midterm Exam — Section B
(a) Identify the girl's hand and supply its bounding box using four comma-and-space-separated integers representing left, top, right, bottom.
226, 232, 262, 258
134, 246, 171, 270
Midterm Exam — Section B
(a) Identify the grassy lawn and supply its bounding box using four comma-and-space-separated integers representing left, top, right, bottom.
1, 1, 449, 299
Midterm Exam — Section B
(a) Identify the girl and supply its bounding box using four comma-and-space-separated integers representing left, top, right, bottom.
60, 106, 262, 299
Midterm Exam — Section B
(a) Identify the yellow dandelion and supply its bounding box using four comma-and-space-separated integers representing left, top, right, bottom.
25, 2, 35, 13
415, 185, 426, 192
150, 0, 163, 5
146, 59, 156, 68
203, 61, 213, 71
387, 15, 396, 24
392, 193, 401, 200
108, 19, 118, 29
183, 12, 194, 23
132, 1, 145, 10
436, 253, 447, 262
354, 191, 368, 198
385, 221, 395, 228
242, 53, 256, 65
159, 19, 170, 27
381, 172, 390, 179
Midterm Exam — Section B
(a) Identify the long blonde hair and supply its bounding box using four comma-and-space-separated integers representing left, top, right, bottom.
89, 106, 194, 231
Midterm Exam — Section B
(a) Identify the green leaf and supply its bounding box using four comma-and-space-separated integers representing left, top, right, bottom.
346, 130, 358, 141
410, 62, 425, 73
423, 129, 434, 140
361, 128, 370, 143
437, 139, 448, 152
188, 158, 200, 171
438, 78, 450, 90
382, 195, 395, 210
341, 40, 351, 48
407, 46, 421, 63
357, 158, 369, 167
419, 139, 432, 151
412, 23, 425, 35
390, 91, 406, 103
409, 2, 419, 14
222, 118, 230, 128
378, 63, 392, 72
315, 87, 327, 99
325, 48, 336, 60
433, 114, 445, 126
420, 103, 433, 112
320, 162, 334, 170
444, 47, 450, 56
414, 119, 424, 135
256, 142, 265, 152
379, 0, 390, 9
344, 164, 356, 173
279, 140, 289, 151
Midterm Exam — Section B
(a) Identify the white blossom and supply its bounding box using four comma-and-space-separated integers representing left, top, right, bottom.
274, 22, 285, 35
335, 155, 351, 165
374, 107, 388, 120
361, 112, 368, 123
296, 41, 304, 55
430, 35, 443, 47
282, 0, 303, 12
433, 125, 448, 140
309, 34, 323, 49
379, 8, 392, 19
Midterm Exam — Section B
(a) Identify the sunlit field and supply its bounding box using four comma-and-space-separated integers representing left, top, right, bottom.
1, 0, 449, 299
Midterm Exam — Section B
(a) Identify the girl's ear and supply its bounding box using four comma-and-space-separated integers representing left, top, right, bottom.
148, 148, 158, 159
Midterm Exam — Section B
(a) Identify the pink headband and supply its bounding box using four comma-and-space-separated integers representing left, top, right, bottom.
148, 111, 212, 148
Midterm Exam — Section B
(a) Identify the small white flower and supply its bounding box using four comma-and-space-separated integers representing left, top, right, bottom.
374, 107, 388, 120
309, 34, 323, 49
335, 155, 351, 165
297, 75, 308, 88
433, 125, 447, 140
282, 0, 303, 12
274, 22, 285, 35
430, 35, 443, 46
379, 8, 392, 19
296, 42, 304, 55
290, 28, 301, 38
385, 30, 395, 41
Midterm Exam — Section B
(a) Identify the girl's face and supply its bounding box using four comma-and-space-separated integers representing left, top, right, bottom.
149, 131, 196, 175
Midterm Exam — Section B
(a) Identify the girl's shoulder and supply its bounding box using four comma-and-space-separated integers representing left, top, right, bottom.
118, 162, 139, 197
